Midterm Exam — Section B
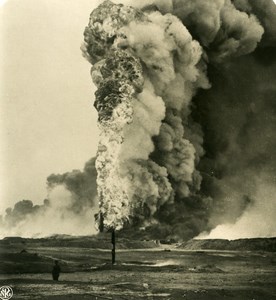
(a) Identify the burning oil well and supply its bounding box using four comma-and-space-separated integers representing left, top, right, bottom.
0, 0, 276, 240
1, 0, 275, 241
82, 0, 204, 241
81, 0, 275, 245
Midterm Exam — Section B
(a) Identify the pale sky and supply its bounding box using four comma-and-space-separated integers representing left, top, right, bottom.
0, 0, 102, 213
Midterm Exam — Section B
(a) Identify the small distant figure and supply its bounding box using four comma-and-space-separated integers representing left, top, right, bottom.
52, 260, 61, 281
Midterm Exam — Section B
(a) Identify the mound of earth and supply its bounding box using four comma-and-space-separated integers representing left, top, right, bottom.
178, 238, 276, 252
0, 233, 159, 249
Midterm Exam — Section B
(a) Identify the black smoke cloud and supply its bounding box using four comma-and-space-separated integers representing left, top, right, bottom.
1, 158, 98, 237
2, 0, 275, 240
194, 48, 276, 229
153, 0, 276, 238
47, 157, 98, 213
81, 0, 275, 240
2, 199, 50, 229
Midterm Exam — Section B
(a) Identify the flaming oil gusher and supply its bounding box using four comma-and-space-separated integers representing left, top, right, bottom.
82, 0, 177, 263
0, 1, 273, 241
82, 1, 147, 264
82, 0, 265, 254
82, 0, 209, 252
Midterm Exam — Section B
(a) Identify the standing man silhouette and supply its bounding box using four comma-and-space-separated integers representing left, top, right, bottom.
52, 260, 61, 281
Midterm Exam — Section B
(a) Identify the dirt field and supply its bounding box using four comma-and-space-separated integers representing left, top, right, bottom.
1, 242, 276, 299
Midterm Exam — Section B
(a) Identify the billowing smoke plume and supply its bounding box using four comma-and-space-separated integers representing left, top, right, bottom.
81, 0, 275, 240
0, 158, 98, 238
2, 0, 275, 240
194, 45, 276, 239
47, 157, 98, 214
82, 0, 210, 231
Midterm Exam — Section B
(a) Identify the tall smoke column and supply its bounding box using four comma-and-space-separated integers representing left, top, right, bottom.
1, 0, 269, 240
82, 0, 208, 232
82, 0, 265, 240
82, 2, 148, 230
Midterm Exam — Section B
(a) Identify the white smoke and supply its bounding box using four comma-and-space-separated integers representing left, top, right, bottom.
0, 186, 97, 238
198, 178, 276, 240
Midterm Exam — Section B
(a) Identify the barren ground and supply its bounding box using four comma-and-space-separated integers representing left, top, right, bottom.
0, 238, 276, 299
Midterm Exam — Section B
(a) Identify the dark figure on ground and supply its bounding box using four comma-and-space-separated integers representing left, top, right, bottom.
52, 260, 61, 281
